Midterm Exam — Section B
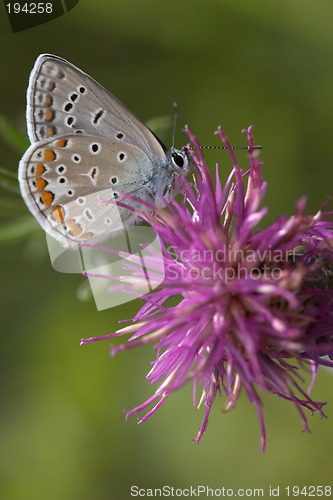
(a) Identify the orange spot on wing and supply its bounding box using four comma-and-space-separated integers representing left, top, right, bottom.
35, 178, 47, 191
45, 109, 55, 122
47, 81, 56, 92
80, 232, 94, 240
35, 163, 46, 176
43, 149, 56, 161
67, 219, 82, 237
47, 126, 56, 137
55, 138, 68, 148
44, 95, 53, 107
40, 191, 54, 207
52, 205, 65, 223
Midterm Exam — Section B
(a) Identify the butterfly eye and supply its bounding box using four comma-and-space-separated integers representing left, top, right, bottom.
172, 152, 185, 169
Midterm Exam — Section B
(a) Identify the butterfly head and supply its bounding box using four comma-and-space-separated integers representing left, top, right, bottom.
169, 147, 193, 177
152, 147, 193, 204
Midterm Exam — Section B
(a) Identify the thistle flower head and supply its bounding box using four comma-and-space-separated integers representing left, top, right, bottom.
82, 125, 333, 451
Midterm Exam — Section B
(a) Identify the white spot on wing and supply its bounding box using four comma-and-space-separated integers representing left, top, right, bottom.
71, 154, 82, 163
89, 142, 101, 155
77, 197, 86, 206
79, 166, 99, 187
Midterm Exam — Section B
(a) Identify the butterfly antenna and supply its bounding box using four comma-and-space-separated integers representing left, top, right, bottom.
190, 145, 263, 152
172, 101, 179, 149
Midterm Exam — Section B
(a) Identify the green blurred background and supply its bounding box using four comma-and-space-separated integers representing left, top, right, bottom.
1, 1, 333, 499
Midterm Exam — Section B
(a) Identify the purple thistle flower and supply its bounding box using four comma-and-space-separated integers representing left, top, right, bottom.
81, 125, 333, 451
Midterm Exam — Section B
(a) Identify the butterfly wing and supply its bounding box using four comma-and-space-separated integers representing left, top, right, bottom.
19, 134, 157, 246
26, 54, 167, 162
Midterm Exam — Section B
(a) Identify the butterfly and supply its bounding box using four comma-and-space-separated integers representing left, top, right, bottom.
18, 54, 193, 247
